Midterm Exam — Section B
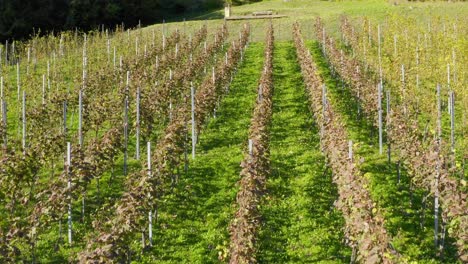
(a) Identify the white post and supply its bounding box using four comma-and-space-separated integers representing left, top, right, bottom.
42, 74, 46, 104
126, 71, 130, 90
378, 83, 383, 155
135, 37, 139, 56
377, 24, 382, 82
63, 101, 67, 136
16, 63, 20, 102
27, 47, 30, 74
1, 99, 6, 149
22, 91, 26, 151
82, 57, 87, 89
401, 64, 406, 115
191, 83, 196, 159
147, 141, 152, 247
123, 96, 128, 175
447, 63, 450, 88
59, 34, 64, 56
224, 5, 231, 18
435, 84, 441, 249
169, 100, 172, 121
386, 90, 391, 163
322, 27, 326, 53
348, 140, 353, 161
107, 38, 110, 64
113, 47, 116, 69
450, 91, 455, 153
248, 139, 253, 157
212, 67, 215, 84
452, 48, 456, 83
148, 210, 153, 247
47, 60, 50, 81
67, 142, 72, 245
322, 84, 327, 120
136, 87, 140, 160
0, 76, 3, 114
78, 90, 83, 147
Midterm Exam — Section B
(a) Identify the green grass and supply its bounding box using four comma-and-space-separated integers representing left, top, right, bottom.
134, 42, 264, 263
1, 1, 467, 262
257, 42, 350, 263
146, 0, 468, 43
308, 40, 460, 263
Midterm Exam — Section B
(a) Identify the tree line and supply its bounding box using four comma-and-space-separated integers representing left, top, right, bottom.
0, 0, 260, 42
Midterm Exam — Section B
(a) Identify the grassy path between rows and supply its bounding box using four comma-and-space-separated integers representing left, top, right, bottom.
307, 41, 460, 263
257, 42, 350, 263
142, 43, 264, 263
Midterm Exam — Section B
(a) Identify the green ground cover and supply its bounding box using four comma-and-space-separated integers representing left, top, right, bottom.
257, 42, 350, 263
139, 42, 264, 263
308, 40, 461, 263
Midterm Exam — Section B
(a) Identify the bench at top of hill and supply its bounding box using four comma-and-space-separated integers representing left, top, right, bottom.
252, 11, 273, 16
226, 14, 287, 20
